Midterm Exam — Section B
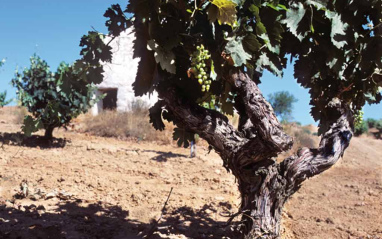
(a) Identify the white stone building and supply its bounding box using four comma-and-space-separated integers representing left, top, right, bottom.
91, 28, 157, 115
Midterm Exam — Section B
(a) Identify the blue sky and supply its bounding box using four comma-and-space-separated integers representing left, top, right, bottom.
0, 0, 381, 125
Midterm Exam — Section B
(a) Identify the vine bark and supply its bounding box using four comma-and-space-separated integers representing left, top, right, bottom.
158, 69, 354, 238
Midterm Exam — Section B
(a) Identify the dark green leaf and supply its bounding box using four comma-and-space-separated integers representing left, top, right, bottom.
225, 37, 251, 67
147, 39, 176, 74
149, 100, 166, 131
173, 127, 194, 148
243, 33, 261, 53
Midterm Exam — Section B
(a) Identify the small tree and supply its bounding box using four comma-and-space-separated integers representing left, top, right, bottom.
0, 91, 12, 108
87, 1, 381, 238
268, 91, 297, 122
12, 54, 104, 139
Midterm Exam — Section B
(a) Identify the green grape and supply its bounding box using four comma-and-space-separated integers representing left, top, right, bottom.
190, 44, 213, 93
354, 110, 364, 128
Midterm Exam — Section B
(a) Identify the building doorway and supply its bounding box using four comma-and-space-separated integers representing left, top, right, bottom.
100, 88, 118, 110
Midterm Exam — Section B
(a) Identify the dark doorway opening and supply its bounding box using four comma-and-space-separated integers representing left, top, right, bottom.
100, 88, 118, 110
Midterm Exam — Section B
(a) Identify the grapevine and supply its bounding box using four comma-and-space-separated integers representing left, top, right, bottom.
354, 110, 364, 128
189, 44, 212, 92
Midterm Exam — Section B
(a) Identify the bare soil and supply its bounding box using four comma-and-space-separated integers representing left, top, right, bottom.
0, 107, 381, 239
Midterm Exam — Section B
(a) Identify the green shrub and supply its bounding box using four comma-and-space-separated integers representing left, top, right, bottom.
366, 118, 378, 128
373, 120, 382, 139
12, 55, 103, 139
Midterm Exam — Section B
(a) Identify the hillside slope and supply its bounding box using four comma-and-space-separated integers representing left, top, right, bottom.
0, 108, 381, 239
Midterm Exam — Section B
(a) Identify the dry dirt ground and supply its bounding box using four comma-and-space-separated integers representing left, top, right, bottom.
0, 107, 381, 239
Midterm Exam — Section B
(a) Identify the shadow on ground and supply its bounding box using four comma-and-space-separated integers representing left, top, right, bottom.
0, 199, 239, 239
142, 150, 187, 162
0, 132, 68, 149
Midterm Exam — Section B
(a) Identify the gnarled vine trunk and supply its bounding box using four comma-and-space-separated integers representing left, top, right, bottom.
44, 126, 54, 139
157, 69, 353, 238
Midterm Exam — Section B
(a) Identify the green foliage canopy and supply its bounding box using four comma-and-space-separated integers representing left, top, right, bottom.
84, 0, 381, 144
12, 55, 103, 138
268, 91, 297, 121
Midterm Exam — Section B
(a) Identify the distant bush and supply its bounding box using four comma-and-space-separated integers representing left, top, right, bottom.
354, 120, 368, 136
373, 120, 382, 139
83, 103, 173, 143
366, 118, 378, 128
0, 91, 12, 107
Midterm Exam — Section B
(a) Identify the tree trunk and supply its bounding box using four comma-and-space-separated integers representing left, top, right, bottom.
157, 69, 354, 238
234, 161, 286, 239
44, 126, 54, 139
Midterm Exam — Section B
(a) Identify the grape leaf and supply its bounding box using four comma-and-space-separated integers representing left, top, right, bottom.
256, 22, 267, 35
80, 32, 112, 65
149, 100, 166, 131
147, 39, 176, 74
208, 0, 237, 27
173, 127, 194, 148
104, 4, 131, 37
127, 0, 159, 19
132, 22, 157, 96
325, 11, 348, 49
255, 52, 283, 77
225, 37, 251, 67
282, 2, 306, 41
231, 0, 245, 8
243, 33, 261, 53
22, 115, 43, 137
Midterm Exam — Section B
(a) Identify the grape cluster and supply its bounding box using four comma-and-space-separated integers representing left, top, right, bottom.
354, 110, 364, 128
191, 44, 212, 92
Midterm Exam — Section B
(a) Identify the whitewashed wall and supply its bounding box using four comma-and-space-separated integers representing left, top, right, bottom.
91, 28, 158, 116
